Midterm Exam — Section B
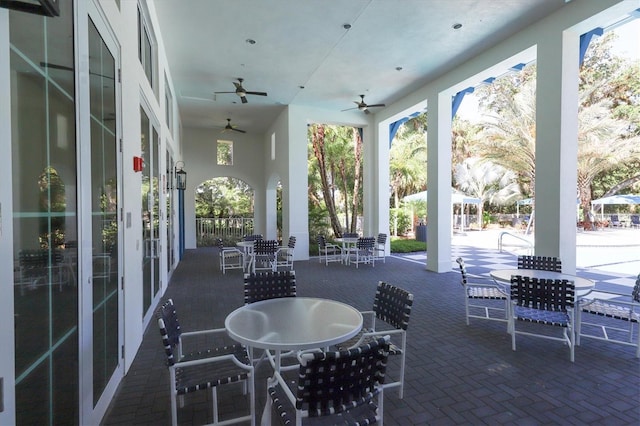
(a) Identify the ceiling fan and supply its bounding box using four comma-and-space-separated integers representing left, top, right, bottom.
214, 78, 267, 104
342, 94, 386, 114
219, 118, 246, 133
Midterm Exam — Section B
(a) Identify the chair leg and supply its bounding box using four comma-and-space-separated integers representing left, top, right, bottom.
212, 386, 219, 424
261, 387, 273, 426
171, 390, 178, 426
399, 335, 406, 399
378, 387, 384, 426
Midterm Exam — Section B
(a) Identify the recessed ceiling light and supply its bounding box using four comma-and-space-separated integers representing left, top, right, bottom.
343, 24, 351, 30
246, 38, 256, 45
452, 23, 462, 30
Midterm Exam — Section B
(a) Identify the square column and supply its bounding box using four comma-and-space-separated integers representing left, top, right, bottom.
426, 91, 453, 272
535, 29, 580, 273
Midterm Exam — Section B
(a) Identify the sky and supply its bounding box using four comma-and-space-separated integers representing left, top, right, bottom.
610, 18, 640, 60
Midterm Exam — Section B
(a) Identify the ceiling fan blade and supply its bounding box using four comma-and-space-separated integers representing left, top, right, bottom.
341, 106, 358, 112
233, 81, 242, 90
232, 127, 247, 133
364, 109, 371, 115
366, 103, 386, 108
214, 91, 235, 94
240, 96, 248, 104
244, 91, 267, 96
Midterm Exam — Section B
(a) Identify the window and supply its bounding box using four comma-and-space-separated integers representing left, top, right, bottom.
217, 140, 233, 165
137, 6, 154, 89
165, 75, 173, 132
271, 132, 276, 160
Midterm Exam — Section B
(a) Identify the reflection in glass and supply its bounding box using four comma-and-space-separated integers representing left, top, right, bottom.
89, 18, 119, 407
10, 1, 79, 423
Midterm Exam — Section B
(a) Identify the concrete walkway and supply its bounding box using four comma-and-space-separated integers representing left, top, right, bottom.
400, 227, 640, 280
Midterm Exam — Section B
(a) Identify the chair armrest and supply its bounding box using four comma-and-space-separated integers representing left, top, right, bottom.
181, 327, 227, 338
360, 310, 375, 329
173, 352, 253, 371
581, 297, 640, 309
222, 247, 244, 255
581, 289, 630, 299
467, 282, 509, 296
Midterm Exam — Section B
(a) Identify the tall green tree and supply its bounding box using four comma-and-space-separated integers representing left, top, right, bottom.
308, 123, 362, 237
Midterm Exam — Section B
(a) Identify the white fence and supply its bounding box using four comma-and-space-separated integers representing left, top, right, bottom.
196, 217, 254, 245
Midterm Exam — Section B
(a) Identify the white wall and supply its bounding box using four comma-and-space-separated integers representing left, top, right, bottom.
183, 127, 266, 248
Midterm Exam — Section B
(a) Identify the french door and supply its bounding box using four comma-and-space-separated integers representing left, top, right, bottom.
141, 107, 161, 316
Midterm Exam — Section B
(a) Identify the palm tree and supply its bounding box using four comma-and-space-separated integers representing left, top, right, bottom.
474, 64, 640, 228
454, 157, 521, 227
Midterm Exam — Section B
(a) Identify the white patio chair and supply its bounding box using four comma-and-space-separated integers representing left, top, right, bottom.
576, 273, 640, 358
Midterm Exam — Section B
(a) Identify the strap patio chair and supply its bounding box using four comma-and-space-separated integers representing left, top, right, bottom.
517, 255, 562, 272
216, 238, 245, 274
316, 235, 342, 265
456, 257, 509, 326
157, 299, 255, 426
630, 215, 640, 229
374, 233, 387, 263
334, 281, 413, 398
263, 336, 390, 426
509, 275, 576, 362
609, 214, 622, 227
576, 273, 640, 358
243, 271, 297, 367
251, 239, 279, 273
349, 236, 376, 268
276, 236, 296, 271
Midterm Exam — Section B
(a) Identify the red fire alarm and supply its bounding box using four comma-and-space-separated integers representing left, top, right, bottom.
133, 156, 144, 172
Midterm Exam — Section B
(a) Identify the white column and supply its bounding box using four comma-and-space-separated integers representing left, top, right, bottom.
535, 29, 580, 273
375, 123, 390, 255
426, 90, 453, 272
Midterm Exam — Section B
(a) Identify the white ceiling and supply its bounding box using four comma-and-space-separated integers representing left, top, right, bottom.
152, 0, 568, 134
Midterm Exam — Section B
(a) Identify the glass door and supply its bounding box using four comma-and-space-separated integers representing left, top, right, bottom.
141, 108, 160, 315
9, 2, 79, 424
166, 150, 174, 272
88, 16, 120, 411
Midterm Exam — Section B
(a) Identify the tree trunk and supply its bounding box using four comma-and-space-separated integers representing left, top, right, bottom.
311, 125, 343, 236
350, 130, 363, 234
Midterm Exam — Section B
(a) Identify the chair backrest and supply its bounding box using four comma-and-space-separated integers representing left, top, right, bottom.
372, 281, 414, 330
293, 337, 390, 417
510, 276, 574, 312
631, 215, 640, 224
455, 257, 468, 286
316, 235, 328, 248
287, 236, 296, 249
357, 237, 375, 250
517, 255, 562, 273
243, 271, 296, 304
343, 232, 359, 238
157, 298, 181, 366
377, 233, 387, 245
243, 234, 263, 241
216, 238, 224, 250
253, 239, 279, 255
632, 273, 640, 303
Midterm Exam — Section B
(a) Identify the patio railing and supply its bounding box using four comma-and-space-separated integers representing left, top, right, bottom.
196, 217, 254, 246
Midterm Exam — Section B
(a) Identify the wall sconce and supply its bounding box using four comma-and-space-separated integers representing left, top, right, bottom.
175, 161, 187, 190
